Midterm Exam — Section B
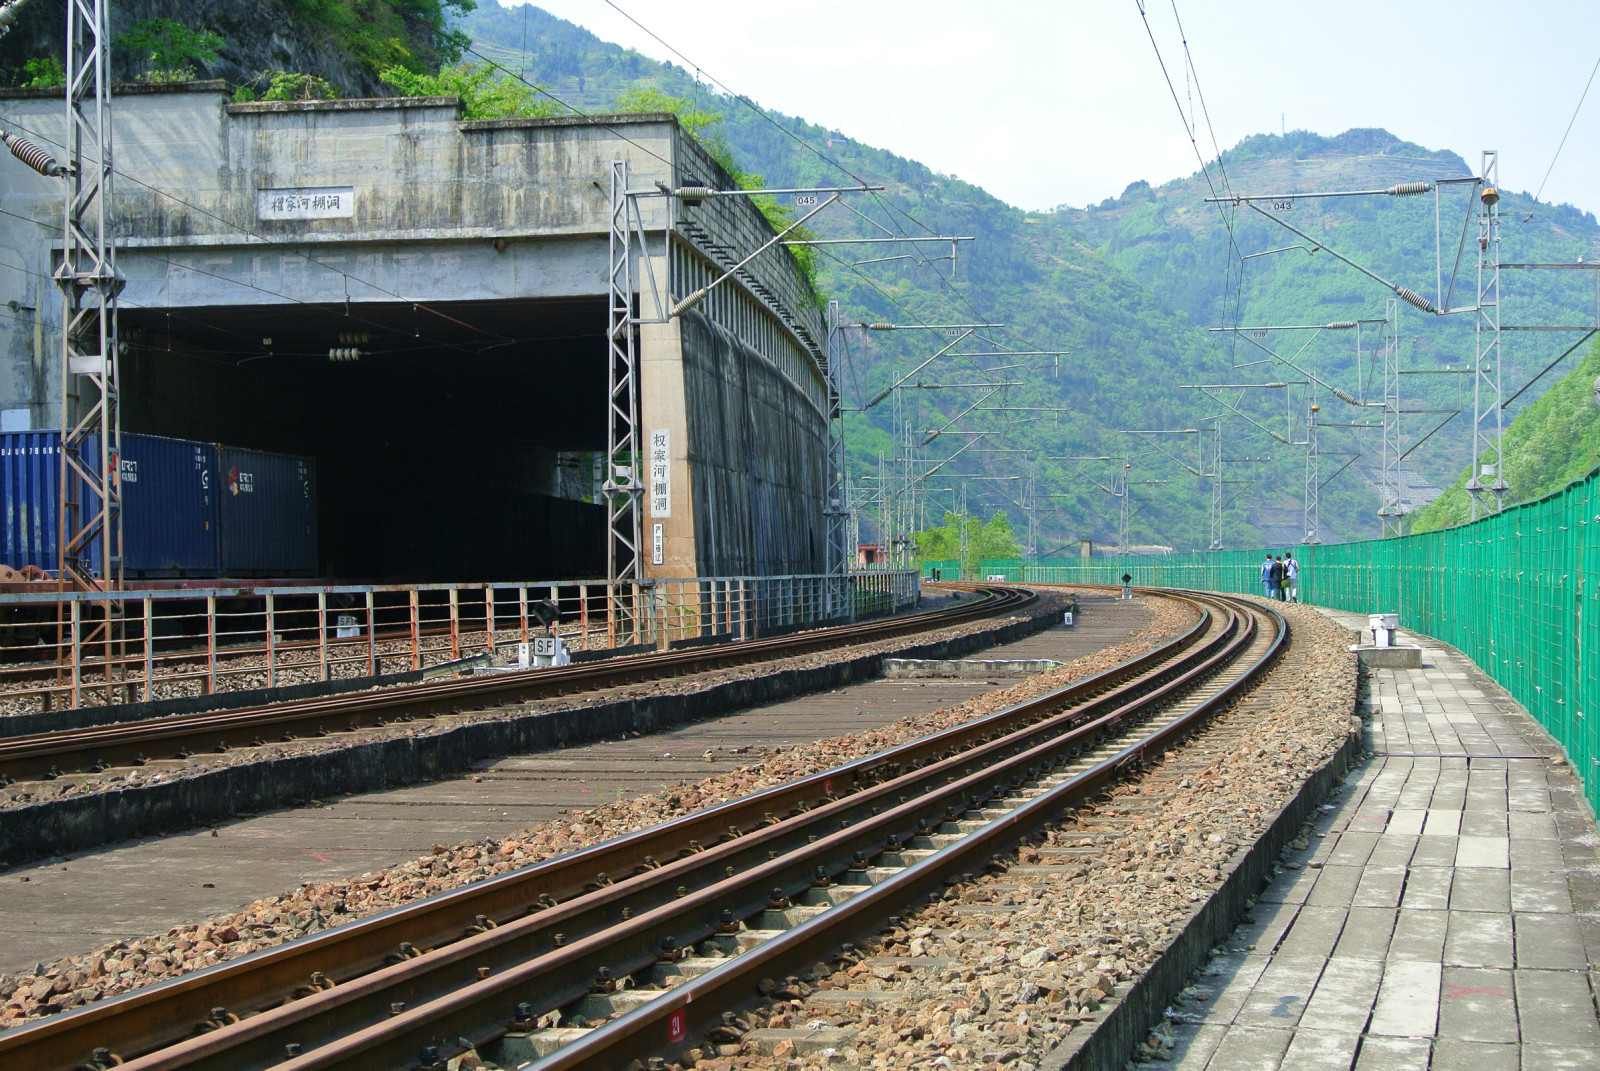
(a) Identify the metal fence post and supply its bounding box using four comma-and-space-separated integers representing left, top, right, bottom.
265, 593, 276, 689
317, 590, 329, 682
366, 590, 377, 677
143, 596, 153, 702
580, 583, 590, 650
485, 585, 496, 659
69, 597, 81, 709
205, 594, 217, 695
448, 586, 460, 661
409, 588, 421, 671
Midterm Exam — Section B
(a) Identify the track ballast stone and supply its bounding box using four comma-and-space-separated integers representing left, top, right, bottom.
0, 591, 1181, 1031
703, 599, 1357, 1071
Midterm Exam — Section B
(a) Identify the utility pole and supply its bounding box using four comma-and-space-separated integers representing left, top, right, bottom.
1023, 461, 1038, 560
1117, 461, 1131, 555
51, 0, 122, 697
1466, 152, 1506, 519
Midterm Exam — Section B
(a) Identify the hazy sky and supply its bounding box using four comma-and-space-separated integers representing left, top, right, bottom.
497, 1, 1600, 216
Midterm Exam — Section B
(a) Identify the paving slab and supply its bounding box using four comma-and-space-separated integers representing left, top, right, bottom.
1168, 609, 1600, 1071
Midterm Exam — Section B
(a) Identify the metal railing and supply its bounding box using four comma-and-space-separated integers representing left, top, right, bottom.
0, 570, 919, 713
919, 464, 1600, 818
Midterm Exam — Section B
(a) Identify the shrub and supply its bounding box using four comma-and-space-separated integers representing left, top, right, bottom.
113, 18, 224, 83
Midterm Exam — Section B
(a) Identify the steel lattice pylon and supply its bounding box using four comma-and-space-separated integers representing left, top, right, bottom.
823, 301, 848, 583
1302, 396, 1320, 545
1207, 421, 1224, 550
603, 160, 643, 643
57, 0, 121, 594
1377, 297, 1405, 537
1466, 151, 1506, 519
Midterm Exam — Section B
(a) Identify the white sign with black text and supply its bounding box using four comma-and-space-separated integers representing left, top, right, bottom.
649, 428, 671, 517
652, 523, 664, 566
257, 186, 356, 220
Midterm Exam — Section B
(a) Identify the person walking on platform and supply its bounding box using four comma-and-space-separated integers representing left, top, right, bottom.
1260, 552, 1275, 599
1284, 553, 1300, 602
1269, 556, 1286, 600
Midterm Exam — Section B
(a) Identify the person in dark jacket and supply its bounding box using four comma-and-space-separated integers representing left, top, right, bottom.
1269, 556, 1286, 599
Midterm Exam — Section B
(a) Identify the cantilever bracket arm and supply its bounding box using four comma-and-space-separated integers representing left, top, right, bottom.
671, 192, 840, 318
1244, 203, 1439, 314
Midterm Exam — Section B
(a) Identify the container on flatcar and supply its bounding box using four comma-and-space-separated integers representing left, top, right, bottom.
216, 445, 318, 576
1, 432, 317, 579
0, 431, 222, 577
0, 430, 61, 572
114, 434, 220, 576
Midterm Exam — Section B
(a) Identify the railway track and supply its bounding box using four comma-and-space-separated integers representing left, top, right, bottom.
0, 585, 1036, 784
0, 588, 1285, 1071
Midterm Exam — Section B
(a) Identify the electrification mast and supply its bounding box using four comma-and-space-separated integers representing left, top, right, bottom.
1376, 297, 1405, 536
58, 0, 123, 597
1466, 153, 1506, 519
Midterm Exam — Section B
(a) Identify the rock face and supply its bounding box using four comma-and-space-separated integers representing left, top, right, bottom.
0, 0, 382, 97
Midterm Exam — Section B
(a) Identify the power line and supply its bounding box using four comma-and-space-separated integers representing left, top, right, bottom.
598, 2, 1048, 357
1530, 49, 1600, 208
602, 0, 873, 190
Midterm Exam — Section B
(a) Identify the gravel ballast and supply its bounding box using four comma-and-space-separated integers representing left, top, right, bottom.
700, 599, 1359, 1071
0, 590, 1176, 1029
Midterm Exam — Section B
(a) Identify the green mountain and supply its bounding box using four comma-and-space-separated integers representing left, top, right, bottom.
458, 6, 1600, 552
1409, 336, 1600, 530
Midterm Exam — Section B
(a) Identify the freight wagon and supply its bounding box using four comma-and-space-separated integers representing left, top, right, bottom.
0, 431, 317, 579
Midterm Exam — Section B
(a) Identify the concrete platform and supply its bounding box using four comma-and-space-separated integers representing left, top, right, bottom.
1169, 610, 1600, 1071
0, 597, 1149, 974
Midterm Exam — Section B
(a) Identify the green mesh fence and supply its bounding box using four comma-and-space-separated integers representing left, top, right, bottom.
971, 467, 1600, 814
920, 559, 960, 580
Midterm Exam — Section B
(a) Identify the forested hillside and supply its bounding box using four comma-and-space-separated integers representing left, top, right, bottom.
461, 6, 1600, 552
19, 1, 1587, 550
1408, 337, 1600, 530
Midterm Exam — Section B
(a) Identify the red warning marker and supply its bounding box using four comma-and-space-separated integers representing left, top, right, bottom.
667, 1008, 685, 1042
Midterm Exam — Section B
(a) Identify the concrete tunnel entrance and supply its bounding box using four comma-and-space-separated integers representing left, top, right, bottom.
119, 295, 609, 583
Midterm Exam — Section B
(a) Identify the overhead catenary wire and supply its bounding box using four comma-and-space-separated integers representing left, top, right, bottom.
1528, 49, 1600, 213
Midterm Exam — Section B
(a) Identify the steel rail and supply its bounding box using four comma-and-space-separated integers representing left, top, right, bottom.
10, 592, 1273, 1071
0, 587, 1036, 783
543, 594, 1285, 1071
0, 586, 1199, 1071
218, 596, 1263, 1071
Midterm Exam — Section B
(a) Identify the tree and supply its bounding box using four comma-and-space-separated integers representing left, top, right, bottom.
380, 62, 560, 120
113, 18, 224, 83
15, 57, 64, 89
611, 86, 821, 297
283, 0, 476, 75
913, 510, 1022, 571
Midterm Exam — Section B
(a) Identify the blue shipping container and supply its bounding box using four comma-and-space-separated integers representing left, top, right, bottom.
0, 430, 63, 572
0, 431, 222, 577
217, 446, 318, 576
116, 434, 220, 577
1, 433, 316, 578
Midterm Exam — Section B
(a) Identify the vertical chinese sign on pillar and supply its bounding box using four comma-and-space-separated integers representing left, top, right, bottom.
650, 428, 670, 566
